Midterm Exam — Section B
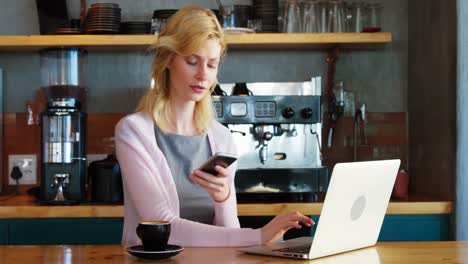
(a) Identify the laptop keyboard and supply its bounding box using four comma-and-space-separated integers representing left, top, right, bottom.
272, 244, 312, 254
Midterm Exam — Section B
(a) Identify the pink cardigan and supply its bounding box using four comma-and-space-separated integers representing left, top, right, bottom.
115, 112, 262, 247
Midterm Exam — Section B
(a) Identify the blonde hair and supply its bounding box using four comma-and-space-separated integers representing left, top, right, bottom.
136, 6, 226, 134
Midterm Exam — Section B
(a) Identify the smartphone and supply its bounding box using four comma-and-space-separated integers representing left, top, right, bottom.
197, 152, 237, 175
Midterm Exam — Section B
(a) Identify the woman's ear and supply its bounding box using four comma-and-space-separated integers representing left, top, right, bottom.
166, 54, 175, 70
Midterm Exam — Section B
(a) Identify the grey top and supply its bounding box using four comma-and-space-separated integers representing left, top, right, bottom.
154, 124, 214, 225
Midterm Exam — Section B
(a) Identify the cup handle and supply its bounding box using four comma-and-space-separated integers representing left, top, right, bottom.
136, 225, 142, 239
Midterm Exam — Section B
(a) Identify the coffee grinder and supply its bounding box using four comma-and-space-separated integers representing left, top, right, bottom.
39, 48, 87, 204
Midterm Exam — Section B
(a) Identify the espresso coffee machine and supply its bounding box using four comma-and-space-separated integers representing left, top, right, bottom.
214, 80, 329, 203
39, 48, 87, 204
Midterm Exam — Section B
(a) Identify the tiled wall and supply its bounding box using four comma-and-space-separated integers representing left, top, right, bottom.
2, 112, 407, 195
322, 112, 408, 169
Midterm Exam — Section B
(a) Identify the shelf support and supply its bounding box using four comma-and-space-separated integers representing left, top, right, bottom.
80, 0, 87, 29
324, 45, 343, 148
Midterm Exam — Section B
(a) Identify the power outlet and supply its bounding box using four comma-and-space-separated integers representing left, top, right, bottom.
8, 154, 38, 185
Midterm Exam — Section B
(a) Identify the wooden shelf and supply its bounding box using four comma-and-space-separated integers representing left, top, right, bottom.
226, 32, 392, 49
0, 33, 392, 51
0, 35, 157, 52
0, 201, 451, 218
238, 201, 453, 216
0, 194, 451, 218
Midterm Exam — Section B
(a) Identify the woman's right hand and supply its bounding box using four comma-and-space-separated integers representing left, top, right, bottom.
260, 211, 315, 244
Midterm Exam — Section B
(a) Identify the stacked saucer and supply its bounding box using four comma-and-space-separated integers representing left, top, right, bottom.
151, 9, 178, 34
55, 28, 82, 34
253, 0, 279, 32
85, 3, 121, 34
55, 19, 82, 34
120, 22, 151, 34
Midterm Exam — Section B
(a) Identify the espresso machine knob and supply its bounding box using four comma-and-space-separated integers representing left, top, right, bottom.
301, 107, 313, 119
263, 131, 273, 141
282, 107, 295, 119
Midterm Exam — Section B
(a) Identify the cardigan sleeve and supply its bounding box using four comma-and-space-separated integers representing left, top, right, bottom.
212, 130, 243, 228
115, 115, 262, 247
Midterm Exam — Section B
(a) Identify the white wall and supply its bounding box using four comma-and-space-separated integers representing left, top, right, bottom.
0, 0, 39, 35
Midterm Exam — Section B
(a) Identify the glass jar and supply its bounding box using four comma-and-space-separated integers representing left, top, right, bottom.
327, 0, 345, 33
363, 3, 383, 32
348, 2, 367, 32
40, 48, 87, 87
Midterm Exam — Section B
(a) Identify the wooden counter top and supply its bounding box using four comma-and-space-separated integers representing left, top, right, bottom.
0, 242, 466, 263
0, 195, 452, 218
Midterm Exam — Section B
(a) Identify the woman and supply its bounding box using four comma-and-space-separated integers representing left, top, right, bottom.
115, 6, 314, 247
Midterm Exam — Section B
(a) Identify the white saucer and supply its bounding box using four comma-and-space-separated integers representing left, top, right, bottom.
126, 244, 184, 260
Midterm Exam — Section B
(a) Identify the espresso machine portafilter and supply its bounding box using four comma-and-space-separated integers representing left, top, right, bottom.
39, 48, 87, 204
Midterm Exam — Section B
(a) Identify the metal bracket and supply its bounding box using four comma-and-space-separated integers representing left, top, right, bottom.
325, 45, 344, 147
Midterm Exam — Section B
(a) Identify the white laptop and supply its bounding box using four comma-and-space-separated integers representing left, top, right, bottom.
239, 159, 400, 260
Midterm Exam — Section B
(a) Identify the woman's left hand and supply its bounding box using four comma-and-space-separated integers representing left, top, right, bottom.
190, 165, 230, 203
